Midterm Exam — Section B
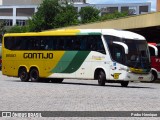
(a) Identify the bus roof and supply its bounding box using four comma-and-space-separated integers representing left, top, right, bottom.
4, 29, 145, 40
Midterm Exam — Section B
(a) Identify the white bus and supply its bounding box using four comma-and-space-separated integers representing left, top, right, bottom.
2, 29, 151, 87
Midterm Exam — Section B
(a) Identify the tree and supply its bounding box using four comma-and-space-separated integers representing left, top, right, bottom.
100, 11, 129, 21
79, 6, 100, 24
7, 25, 29, 33
28, 0, 78, 32
54, 4, 79, 28
0, 21, 6, 35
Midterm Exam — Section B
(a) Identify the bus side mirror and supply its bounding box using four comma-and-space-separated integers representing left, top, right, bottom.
148, 44, 158, 56
113, 41, 128, 54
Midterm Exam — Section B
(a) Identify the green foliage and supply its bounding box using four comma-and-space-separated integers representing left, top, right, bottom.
28, 0, 61, 31
28, 0, 78, 32
79, 6, 100, 24
54, 4, 79, 27
7, 25, 29, 33
0, 21, 6, 34
100, 11, 129, 21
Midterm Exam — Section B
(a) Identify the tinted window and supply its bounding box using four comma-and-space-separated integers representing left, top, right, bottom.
158, 46, 160, 57
109, 44, 125, 64
4, 35, 105, 54
149, 46, 155, 56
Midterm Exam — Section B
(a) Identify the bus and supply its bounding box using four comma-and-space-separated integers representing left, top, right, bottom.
148, 42, 160, 82
2, 29, 151, 87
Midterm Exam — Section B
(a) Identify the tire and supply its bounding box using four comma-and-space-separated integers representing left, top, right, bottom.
121, 81, 129, 87
30, 68, 39, 82
51, 78, 63, 83
150, 72, 157, 83
98, 71, 106, 86
19, 68, 29, 82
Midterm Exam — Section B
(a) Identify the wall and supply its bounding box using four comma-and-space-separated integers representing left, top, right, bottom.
157, 0, 160, 11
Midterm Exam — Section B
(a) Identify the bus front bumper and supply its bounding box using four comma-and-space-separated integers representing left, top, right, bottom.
124, 72, 151, 82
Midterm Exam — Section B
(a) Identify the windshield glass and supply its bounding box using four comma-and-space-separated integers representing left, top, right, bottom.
104, 35, 151, 70
157, 44, 160, 57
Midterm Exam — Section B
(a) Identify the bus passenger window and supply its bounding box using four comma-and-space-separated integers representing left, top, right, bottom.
64, 37, 74, 50
55, 38, 65, 50
74, 40, 80, 50
78, 36, 86, 50
95, 36, 105, 54
90, 40, 97, 51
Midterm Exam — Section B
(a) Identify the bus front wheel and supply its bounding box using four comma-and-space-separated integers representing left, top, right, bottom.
150, 71, 157, 82
19, 68, 29, 82
30, 68, 39, 82
121, 81, 129, 87
98, 71, 106, 86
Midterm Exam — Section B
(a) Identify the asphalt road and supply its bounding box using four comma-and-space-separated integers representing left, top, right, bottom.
0, 71, 160, 119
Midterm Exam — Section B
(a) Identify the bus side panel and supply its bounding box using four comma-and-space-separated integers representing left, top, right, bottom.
151, 56, 160, 73
75, 51, 110, 79
2, 49, 18, 77
49, 51, 91, 79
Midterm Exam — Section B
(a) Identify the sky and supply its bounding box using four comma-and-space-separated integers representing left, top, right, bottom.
87, 0, 156, 11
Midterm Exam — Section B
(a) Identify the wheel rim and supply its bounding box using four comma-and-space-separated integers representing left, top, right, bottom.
31, 70, 38, 80
98, 74, 102, 83
151, 74, 155, 81
20, 72, 27, 80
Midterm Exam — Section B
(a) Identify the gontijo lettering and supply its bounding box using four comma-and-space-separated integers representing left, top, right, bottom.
23, 53, 53, 59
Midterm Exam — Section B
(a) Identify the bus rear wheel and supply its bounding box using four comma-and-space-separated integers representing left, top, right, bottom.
98, 70, 106, 86
19, 68, 29, 82
30, 68, 39, 82
121, 81, 129, 87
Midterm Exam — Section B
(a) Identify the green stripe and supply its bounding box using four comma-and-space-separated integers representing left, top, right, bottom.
62, 51, 90, 73
51, 51, 78, 73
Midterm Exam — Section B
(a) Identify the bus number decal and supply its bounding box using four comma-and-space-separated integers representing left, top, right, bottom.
6, 54, 16, 57
23, 53, 53, 59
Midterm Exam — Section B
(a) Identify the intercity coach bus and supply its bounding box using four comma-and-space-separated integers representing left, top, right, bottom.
2, 29, 151, 87
148, 42, 160, 82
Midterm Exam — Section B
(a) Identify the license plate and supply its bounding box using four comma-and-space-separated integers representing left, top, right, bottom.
138, 77, 143, 80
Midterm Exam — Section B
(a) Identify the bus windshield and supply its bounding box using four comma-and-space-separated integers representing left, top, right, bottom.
104, 35, 151, 70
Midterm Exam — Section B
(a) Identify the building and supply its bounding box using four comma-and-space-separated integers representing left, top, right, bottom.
0, 0, 86, 5
0, 0, 151, 26
0, 0, 42, 5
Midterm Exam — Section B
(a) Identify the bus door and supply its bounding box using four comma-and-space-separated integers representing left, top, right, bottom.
109, 42, 126, 80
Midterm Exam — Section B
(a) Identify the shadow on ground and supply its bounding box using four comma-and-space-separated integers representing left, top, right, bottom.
5, 79, 154, 89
